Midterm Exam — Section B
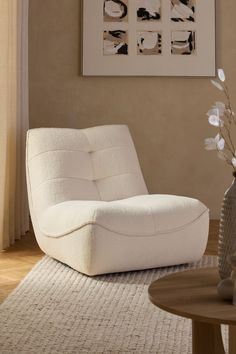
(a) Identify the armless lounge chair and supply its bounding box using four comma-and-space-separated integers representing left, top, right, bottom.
26, 125, 209, 276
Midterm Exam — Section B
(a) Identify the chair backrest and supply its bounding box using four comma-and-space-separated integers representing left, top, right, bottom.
26, 125, 148, 216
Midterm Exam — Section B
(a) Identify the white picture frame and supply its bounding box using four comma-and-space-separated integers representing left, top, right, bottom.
82, 0, 215, 76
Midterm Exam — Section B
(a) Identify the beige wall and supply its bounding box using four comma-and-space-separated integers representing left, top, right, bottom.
29, 0, 236, 218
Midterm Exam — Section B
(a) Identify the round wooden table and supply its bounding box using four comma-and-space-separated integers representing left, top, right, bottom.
148, 267, 236, 354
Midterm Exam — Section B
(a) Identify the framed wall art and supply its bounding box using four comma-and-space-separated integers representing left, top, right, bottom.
82, 0, 215, 76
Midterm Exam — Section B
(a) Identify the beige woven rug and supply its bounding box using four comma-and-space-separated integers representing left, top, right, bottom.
0, 255, 227, 354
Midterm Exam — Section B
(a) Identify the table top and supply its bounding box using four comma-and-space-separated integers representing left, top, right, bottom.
148, 267, 236, 326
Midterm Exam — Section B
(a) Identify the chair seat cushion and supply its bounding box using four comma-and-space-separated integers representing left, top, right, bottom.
39, 194, 208, 238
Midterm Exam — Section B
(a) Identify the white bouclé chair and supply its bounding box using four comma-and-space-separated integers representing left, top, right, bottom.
26, 125, 209, 276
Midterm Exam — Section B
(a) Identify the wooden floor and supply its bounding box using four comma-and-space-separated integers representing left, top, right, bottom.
0, 230, 43, 304
0, 220, 219, 304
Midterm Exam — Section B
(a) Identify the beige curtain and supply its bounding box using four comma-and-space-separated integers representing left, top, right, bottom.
0, 0, 29, 251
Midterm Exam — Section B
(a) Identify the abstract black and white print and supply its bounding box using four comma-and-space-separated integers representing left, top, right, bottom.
104, 0, 128, 22
137, 0, 161, 21
137, 31, 162, 55
171, 31, 196, 55
103, 30, 128, 55
171, 0, 195, 22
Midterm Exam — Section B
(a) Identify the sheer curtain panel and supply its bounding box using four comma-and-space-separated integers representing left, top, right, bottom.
0, 0, 29, 251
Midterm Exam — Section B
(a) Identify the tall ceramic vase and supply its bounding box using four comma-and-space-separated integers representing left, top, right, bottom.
218, 173, 236, 279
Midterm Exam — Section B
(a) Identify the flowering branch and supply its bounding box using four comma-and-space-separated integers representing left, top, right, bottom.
205, 69, 236, 171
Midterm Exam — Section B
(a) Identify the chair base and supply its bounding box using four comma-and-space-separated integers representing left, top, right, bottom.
33, 210, 209, 276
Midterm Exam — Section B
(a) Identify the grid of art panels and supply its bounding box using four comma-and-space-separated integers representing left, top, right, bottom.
103, 0, 196, 56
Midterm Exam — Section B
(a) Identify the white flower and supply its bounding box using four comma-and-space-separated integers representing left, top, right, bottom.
232, 158, 236, 167
228, 108, 235, 116
211, 80, 224, 91
208, 115, 224, 127
217, 152, 226, 161
207, 107, 224, 127
205, 134, 225, 151
205, 137, 217, 151
217, 137, 225, 151
218, 68, 226, 82
215, 101, 225, 116
207, 108, 219, 117
207, 104, 225, 118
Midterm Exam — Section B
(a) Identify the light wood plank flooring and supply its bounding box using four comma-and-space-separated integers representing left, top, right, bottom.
0, 230, 43, 303
0, 220, 219, 304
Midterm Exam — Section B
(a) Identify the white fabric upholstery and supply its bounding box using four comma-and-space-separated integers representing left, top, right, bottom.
26, 125, 209, 275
